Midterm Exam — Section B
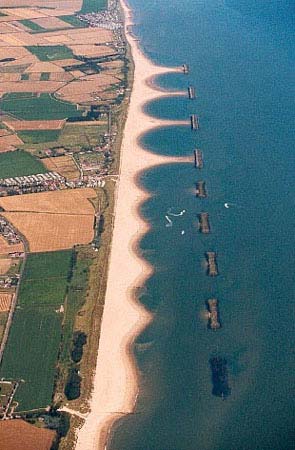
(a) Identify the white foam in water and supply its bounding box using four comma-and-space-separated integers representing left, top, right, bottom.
165, 215, 173, 227
167, 208, 186, 216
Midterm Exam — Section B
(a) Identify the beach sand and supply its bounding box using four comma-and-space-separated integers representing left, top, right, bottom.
75, 1, 191, 449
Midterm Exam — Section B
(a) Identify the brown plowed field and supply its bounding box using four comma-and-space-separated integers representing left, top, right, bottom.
1, 8, 47, 20
0, 134, 23, 152
0, 23, 19, 34
49, 72, 73, 82
1, 0, 82, 10
57, 73, 119, 103
0, 236, 24, 256
0, 46, 36, 61
69, 44, 115, 58
0, 73, 22, 82
0, 292, 13, 312
0, 80, 65, 94
0, 188, 96, 214
24, 61, 65, 73
43, 155, 80, 180
0, 419, 56, 450
53, 58, 83, 67
4, 119, 65, 131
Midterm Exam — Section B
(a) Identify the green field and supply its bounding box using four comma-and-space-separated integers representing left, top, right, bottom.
40, 72, 50, 81
21, 122, 108, 155
60, 15, 88, 28
79, 0, 107, 14
0, 93, 82, 120
0, 308, 62, 411
23, 250, 72, 280
19, 250, 72, 307
0, 250, 73, 411
19, 278, 69, 308
0, 150, 46, 178
18, 130, 61, 144
26, 45, 74, 61
19, 19, 44, 31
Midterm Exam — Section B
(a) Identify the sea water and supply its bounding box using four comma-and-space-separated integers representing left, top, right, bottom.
108, 1, 295, 449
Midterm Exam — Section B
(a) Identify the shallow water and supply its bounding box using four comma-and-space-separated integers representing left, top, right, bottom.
107, 1, 295, 449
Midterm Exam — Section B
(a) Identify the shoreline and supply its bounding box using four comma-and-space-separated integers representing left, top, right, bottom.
75, 1, 191, 449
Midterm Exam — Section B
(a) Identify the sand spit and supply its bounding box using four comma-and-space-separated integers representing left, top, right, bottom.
75, 1, 191, 449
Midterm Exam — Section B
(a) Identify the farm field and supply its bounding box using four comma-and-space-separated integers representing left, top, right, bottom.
0, 1, 82, 12
0, 149, 46, 178
0, 188, 96, 214
0, 312, 8, 343
0, 292, 13, 312
18, 130, 61, 144
0, 307, 63, 411
2, 213, 95, 252
0, 133, 23, 153
80, 0, 107, 14
0, 259, 12, 275
0, 250, 72, 411
0, 93, 83, 120
24, 122, 108, 153
4, 119, 65, 131
22, 250, 72, 280
43, 155, 80, 180
19, 249, 72, 307
0, 188, 96, 252
0, 419, 56, 450
26, 45, 74, 62
0, 236, 24, 256
19, 19, 44, 32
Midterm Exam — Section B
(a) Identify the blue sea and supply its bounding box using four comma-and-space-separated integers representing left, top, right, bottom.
107, 1, 295, 449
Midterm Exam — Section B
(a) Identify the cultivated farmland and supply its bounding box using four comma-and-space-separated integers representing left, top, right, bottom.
0, 236, 24, 256
26, 45, 74, 61
79, 0, 107, 14
0, 149, 46, 178
18, 130, 61, 144
0, 93, 83, 120
0, 292, 13, 312
0, 259, 12, 275
0, 188, 96, 252
0, 250, 72, 411
0, 188, 96, 214
0, 419, 56, 450
43, 155, 80, 180
0, 308, 63, 411
2, 213, 95, 252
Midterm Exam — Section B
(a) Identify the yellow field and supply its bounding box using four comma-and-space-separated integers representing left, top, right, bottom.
0, 188, 96, 214
3, 212, 94, 252
0, 258, 12, 275
0, 236, 24, 256
0, 292, 13, 312
0, 188, 96, 252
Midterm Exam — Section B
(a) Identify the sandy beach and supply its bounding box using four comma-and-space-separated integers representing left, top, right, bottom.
75, 1, 191, 449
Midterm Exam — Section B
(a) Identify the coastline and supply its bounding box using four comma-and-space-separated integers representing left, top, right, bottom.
75, 1, 191, 449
